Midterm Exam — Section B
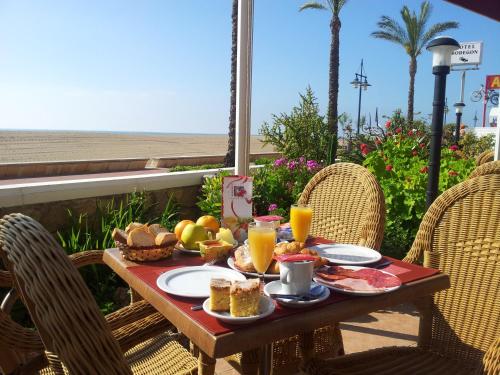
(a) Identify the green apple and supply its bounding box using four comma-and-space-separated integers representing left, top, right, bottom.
181, 223, 208, 250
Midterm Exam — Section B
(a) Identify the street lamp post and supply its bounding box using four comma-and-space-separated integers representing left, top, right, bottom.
425, 36, 460, 208
350, 59, 371, 134
453, 102, 465, 144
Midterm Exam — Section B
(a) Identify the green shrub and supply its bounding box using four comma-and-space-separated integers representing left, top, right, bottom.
56, 191, 180, 315
362, 118, 475, 259
170, 163, 224, 172
252, 157, 322, 220
259, 86, 331, 162
196, 170, 231, 218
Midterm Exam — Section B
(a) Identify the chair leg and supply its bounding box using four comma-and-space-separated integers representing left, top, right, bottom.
240, 348, 260, 375
198, 350, 216, 375
299, 331, 315, 362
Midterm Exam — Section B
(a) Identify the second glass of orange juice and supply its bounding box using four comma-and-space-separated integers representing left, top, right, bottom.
248, 222, 276, 283
290, 204, 313, 242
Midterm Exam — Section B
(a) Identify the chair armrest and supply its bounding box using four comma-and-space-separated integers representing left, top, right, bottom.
105, 299, 162, 331
0, 269, 12, 287
111, 310, 174, 353
483, 337, 499, 375
68, 250, 105, 267
0, 310, 43, 352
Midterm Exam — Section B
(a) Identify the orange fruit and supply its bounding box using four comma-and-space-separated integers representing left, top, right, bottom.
196, 215, 220, 234
174, 219, 195, 240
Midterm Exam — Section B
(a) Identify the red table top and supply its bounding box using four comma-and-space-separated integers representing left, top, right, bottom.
127, 238, 439, 336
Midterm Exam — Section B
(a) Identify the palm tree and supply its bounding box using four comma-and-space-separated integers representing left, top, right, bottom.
372, 1, 458, 123
224, 0, 238, 167
300, 0, 347, 164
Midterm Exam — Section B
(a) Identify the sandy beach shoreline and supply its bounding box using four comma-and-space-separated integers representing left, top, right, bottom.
0, 130, 274, 163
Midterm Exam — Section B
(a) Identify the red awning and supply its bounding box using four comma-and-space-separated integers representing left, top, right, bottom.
445, 0, 500, 22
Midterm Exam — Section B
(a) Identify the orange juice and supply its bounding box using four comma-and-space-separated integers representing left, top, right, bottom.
248, 224, 276, 273
290, 205, 313, 242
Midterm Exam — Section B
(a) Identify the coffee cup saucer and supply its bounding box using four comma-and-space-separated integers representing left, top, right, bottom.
263, 281, 330, 308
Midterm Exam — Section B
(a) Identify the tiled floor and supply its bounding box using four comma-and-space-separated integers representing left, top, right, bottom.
213, 304, 419, 374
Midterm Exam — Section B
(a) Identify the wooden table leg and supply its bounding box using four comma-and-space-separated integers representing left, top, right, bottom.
299, 331, 314, 362
240, 348, 260, 375
413, 295, 433, 350
198, 350, 216, 375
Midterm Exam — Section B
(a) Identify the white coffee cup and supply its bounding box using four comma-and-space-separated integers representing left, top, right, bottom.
279, 261, 314, 295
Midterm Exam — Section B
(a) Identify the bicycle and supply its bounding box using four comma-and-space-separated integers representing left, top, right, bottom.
471, 84, 499, 106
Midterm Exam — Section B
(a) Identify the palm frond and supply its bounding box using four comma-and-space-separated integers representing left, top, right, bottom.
373, 15, 408, 45
299, 1, 328, 12
328, 0, 348, 15
419, 21, 459, 54
400, 6, 419, 56
371, 31, 406, 46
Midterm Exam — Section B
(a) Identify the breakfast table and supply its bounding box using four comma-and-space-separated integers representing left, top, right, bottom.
103, 238, 450, 375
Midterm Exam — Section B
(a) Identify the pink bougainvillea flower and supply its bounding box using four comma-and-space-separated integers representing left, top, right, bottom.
395, 127, 402, 134
385, 165, 393, 172
274, 158, 286, 167
420, 166, 429, 173
375, 138, 382, 145
306, 160, 319, 171
287, 160, 297, 170
407, 130, 414, 136
385, 120, 392, 129
419, 142, 426, 149
448, 170, 458, 176
412, 150, 418, 156
268, 203, 278, 212
298, 156, 305, 164
360, 143, 367, 150
387, 132, 393, 137
449, 145, 459, 151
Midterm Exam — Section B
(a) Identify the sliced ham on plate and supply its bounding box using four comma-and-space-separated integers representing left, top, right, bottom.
314, 266, 402, 295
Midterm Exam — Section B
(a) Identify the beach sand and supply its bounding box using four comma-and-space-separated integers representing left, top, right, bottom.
0, 131, 274, 163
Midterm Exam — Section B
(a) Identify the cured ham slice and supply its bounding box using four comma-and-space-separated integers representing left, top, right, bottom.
315, 266, 401, 292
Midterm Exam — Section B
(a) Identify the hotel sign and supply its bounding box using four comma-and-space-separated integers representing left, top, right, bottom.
451, 41, 483, 66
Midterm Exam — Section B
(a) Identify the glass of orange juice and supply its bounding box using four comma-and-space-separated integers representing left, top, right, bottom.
248, 222, 276, 284
290, 204, 313, 242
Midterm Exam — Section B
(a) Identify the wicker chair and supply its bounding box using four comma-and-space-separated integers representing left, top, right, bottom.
469, 160, 500, 179
0, 213, 198, 375
303, 170, 500, 374
227, 163, 385, 374
475, 150, 494, 166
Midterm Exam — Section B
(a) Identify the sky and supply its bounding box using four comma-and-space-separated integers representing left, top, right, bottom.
0, 0, 498, 134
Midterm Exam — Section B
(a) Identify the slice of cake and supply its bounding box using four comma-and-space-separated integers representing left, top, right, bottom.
230, 279, 260, 317
209, 278, 231, 312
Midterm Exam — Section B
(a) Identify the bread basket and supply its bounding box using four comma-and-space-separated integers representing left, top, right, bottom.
116, 241, 174, 262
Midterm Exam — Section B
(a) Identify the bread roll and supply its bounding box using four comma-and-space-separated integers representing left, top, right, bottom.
148, 224, 168, 237
125, 222, 145, 234
127, 228, 155, 247
274, 241, 305, 255
266, 260, 280, 274
155, 232, 177, 246
112, 228, 128, 245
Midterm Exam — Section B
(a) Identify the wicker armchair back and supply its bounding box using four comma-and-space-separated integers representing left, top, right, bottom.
404, 173, 500, 366
0, 213, 132, 375
475, 150, 494, 166
469, 160, 500, 179
298, 163, 385, 249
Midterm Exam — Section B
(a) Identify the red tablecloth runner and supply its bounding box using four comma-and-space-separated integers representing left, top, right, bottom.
127, 238, 439, 336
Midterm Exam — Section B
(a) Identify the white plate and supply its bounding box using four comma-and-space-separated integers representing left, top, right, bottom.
313, 266, 401, 296
309, 244, 382, 265
227, 257, 280, 280
202, 295, 275, 324
156, 266, 246, 298
263, 281, 330, 308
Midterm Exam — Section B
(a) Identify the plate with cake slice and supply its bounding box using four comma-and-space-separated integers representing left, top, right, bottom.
156, 266, 246, 298
203, 279, 275, 324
